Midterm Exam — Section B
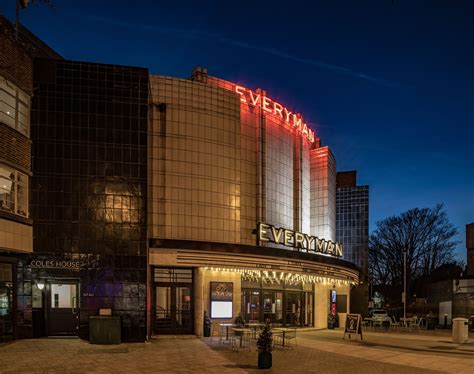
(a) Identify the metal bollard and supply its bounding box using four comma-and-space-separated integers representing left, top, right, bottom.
444, 314, 448, 329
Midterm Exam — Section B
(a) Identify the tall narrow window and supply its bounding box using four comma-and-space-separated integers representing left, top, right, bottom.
0, 164, 28, 217
0, 78, 30, 137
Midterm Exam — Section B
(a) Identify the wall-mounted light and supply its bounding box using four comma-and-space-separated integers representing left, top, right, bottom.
36, 282, 45, 290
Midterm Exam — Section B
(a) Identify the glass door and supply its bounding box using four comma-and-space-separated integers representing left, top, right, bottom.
153, 268, 194, 335
305, 293, 313, 327
48, 282, 79, 336
155, 285, 193, 334
285, 292, 302, 327
241, 289, 260, 322
175, 286, 192, 332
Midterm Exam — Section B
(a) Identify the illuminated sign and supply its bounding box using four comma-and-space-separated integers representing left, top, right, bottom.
257, 223, 343, 258
30, 259, 80, 270
235, 85, 315, 143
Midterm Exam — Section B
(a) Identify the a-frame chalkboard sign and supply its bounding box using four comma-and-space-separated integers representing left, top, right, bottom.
343, 314, 363, 341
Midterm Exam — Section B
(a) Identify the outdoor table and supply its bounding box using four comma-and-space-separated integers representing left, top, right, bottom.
246, 322, 265, 339
273, 327, 294, 347
363, 317, 374, 328
219, 323, 236, 340
400, 317, 415, 328
230, 327, 252, 348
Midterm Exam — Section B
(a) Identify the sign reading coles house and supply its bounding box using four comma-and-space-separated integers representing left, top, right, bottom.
257, 223, 343, 258
30, 259, 80, 270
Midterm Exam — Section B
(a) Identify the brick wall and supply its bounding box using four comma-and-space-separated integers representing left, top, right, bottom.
0, 19, 33, 94
0, 123, 31, 172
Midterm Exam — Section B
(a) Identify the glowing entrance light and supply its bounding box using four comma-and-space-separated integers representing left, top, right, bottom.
234, 85, 315, 143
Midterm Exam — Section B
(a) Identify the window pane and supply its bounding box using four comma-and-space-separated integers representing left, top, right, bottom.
16, 183, 28, 216
51, 284, 76, 308
0, 89, 16, 108
0, 166, 14, 214
0, 109, 15, 128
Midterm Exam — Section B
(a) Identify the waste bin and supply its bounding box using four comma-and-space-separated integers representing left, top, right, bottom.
89, 316, 121, 344
452, 318, 469, 344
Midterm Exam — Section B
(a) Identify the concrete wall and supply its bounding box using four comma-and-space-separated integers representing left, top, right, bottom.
0, 218, 32, 253
195, 269, 241, 337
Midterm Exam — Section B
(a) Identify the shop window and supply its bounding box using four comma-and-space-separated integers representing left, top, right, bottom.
0, 164, 29, 217
0, 78, 30, 137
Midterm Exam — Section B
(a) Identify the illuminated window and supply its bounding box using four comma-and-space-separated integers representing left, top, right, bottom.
0, 78, 30, 137
0, 164, 28, 217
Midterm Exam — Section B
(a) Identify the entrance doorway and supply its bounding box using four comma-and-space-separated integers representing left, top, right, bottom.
48, 282, 79, 336
153, 268, 194, 334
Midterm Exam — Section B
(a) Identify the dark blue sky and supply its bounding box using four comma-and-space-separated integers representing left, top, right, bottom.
3, 0, 473, 260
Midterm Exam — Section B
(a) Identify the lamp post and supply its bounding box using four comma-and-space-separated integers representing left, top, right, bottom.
403, 249, 407, 326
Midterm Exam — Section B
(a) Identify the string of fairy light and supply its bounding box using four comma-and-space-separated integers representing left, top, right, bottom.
202, 266, 357, 286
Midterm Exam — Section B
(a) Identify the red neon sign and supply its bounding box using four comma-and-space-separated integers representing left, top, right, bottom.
235, 85, 315, 143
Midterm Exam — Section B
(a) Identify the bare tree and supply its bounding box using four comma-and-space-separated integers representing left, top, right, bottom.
369, 204, 459, 288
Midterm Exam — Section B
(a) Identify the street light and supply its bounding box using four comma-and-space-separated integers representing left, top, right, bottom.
403, 249, 407, 326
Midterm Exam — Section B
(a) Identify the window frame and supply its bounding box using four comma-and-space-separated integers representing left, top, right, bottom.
0, 78, 30, 137
0, 164, 29, 218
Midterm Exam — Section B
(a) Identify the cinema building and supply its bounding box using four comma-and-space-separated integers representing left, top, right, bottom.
1, 17, 367, 342
148, 68, 360, 337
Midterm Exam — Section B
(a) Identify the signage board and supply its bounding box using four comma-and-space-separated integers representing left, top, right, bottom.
343, 313, 363, 341
257, 222, 344, 258
210, 282, 233, 319
30, 259, 80, 270
210, 282, 233, 301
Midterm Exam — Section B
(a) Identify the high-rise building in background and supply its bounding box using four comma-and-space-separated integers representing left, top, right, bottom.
336, 171, 369, 315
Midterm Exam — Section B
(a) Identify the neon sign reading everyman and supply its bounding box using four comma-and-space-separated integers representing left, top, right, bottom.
235, 85, 315, 143
257, 223, 343, 258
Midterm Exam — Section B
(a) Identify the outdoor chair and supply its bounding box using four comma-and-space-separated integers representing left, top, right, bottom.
230, 329, 251, 352
412, 317, 422, 332
210, 322, 222, 342
283, 328, 297, 348
390, 316, 402, 331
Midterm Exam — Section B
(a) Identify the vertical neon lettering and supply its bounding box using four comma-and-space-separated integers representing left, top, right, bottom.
293, 114, 302, 130
273, 102, 283, 118
262, 96, 272, 112
235, 85, 247, 103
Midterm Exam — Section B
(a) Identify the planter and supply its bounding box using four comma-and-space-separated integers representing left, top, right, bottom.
427, 321, 435, 330
258, 352, 272, 369
204, 326, 211, 337
328, 322, 335, 329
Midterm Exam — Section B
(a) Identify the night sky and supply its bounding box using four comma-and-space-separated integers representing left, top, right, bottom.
3, 0, 473, 260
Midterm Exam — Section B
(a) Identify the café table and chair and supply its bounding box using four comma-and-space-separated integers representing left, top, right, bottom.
246, 322, 265, 339
230, 327, 253, 351
273, 327, 297, 349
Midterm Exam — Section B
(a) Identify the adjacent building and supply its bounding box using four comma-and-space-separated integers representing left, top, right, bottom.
15, 59, 149, 341
0, 17, 34, 341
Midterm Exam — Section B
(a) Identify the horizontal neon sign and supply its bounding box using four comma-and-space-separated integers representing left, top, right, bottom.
235, 85, 315, 143
257, 223, 343, 258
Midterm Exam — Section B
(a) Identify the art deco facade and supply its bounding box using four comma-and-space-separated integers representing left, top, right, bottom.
148, 68, 359, 336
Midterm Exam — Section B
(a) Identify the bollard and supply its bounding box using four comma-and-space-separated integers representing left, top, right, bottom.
444, 314, 448, 329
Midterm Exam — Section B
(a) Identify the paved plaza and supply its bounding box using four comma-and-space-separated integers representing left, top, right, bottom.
0, 330, 473, 373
